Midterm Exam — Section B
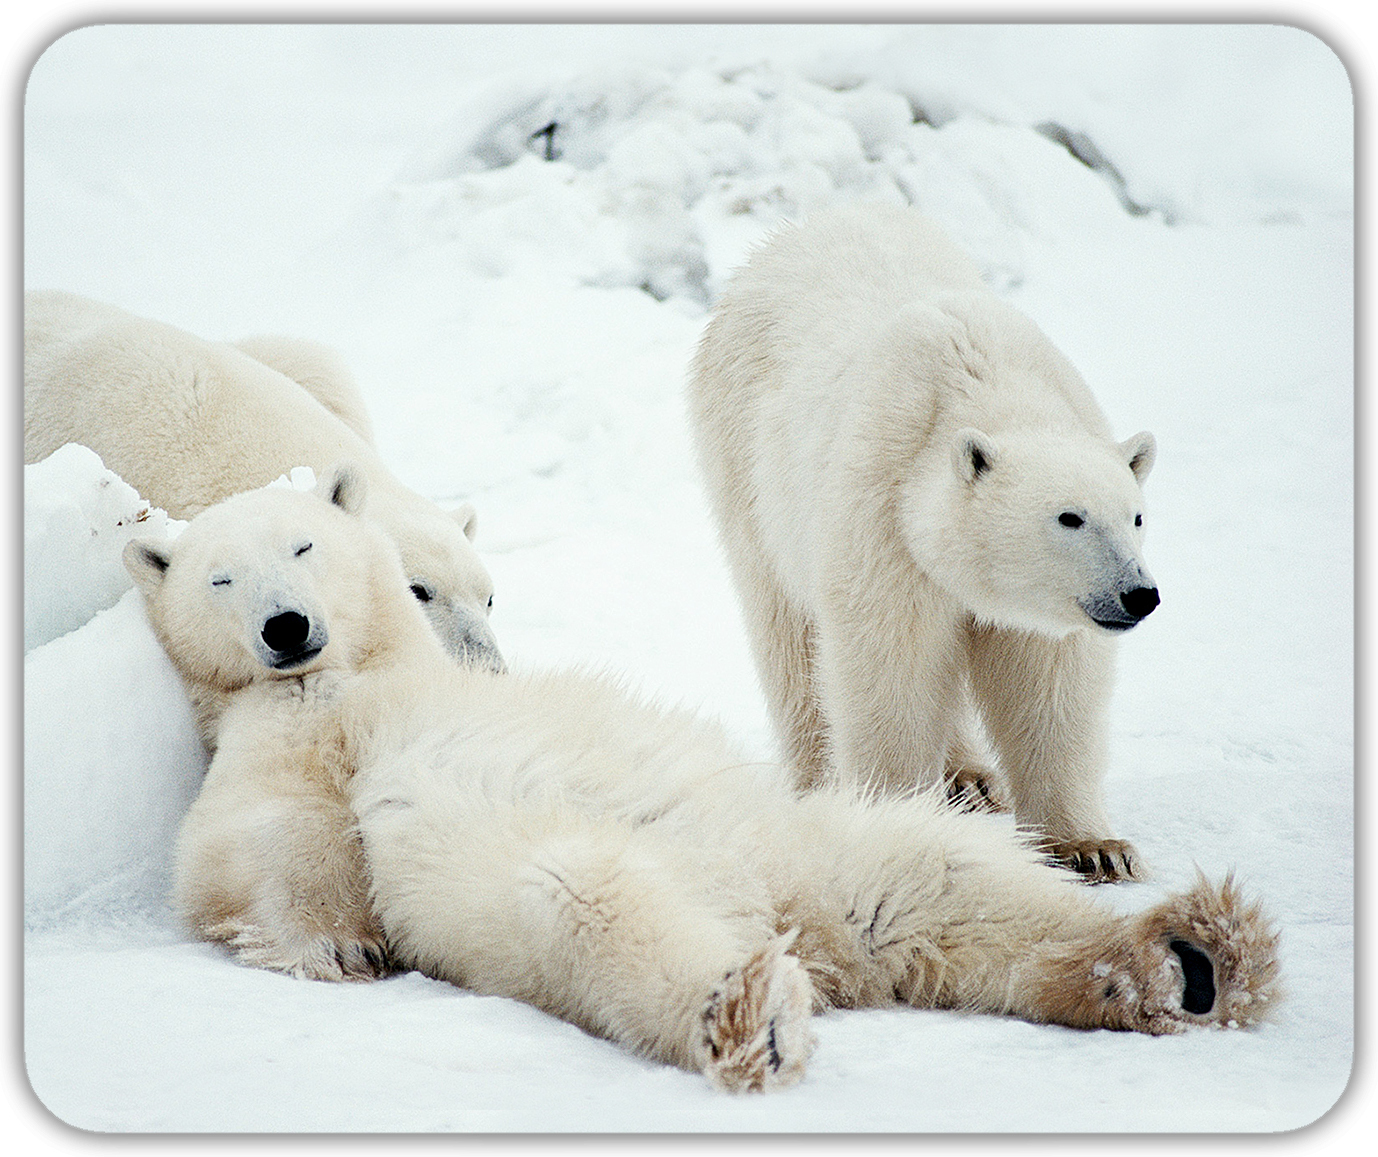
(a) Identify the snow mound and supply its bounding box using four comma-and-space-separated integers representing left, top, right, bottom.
367, 62, 1134, 306
23, 442, 178, 653
24, 591, 207, 927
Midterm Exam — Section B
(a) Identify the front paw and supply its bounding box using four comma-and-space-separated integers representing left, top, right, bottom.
204, 916, 388, 982
944, 765, 1008, 814
1044, 837, 1140, 884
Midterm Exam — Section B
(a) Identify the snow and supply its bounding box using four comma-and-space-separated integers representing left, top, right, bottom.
22, 443, 175, 655
19, 21, 1353, 1136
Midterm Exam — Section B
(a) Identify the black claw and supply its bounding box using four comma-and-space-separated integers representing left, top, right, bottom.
1098, 850, 1115, 876
766, 1022, 782, 1072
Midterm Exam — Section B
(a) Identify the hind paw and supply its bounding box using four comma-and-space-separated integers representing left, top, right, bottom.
1133, 872, 1282, 1030
702, 934, 815, 1092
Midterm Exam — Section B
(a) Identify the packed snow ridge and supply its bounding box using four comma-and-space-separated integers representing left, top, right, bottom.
370, 63, 1162, 308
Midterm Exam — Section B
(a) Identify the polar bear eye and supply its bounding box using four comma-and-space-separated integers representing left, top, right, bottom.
1134, 514, 1143, 528
1058, 512, 1084, 529
210, 575, 231, 588
409, 582, 434, 603
294, 542, 313, 557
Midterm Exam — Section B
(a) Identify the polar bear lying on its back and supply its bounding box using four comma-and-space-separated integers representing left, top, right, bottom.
25, 289, 501, 674
125, 473, 1279, 1092
690, 204, 1160, 882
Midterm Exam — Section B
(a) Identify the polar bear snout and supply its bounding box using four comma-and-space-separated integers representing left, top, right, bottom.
1078, 570, 1160, 632
262, 610, 309, 653
258, 608, 327, 670
1120, 585, 1160, 622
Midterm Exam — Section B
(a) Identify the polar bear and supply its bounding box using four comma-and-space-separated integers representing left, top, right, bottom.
24, 289, 501, 672
125, 471, 1278, 1092
689, 204, 1160, 882
230, 332, 377, 445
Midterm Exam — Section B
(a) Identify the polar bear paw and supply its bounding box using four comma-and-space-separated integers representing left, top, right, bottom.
1036, 873, 1279, 1035
944, 765, 1008, 814
1125, 871, 1282, 1032
702, 933, 816, 1092
205, 916, 388, 983
1045, 837, 1140, 883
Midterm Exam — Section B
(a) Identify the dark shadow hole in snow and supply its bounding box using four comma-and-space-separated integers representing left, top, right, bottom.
529, 121, 559, 162
907, 98, 934, 127
1035, 121, 1169, 222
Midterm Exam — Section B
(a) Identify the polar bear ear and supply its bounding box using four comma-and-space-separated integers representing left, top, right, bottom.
452, 502, 478, 541
123, 538, 172, 594
952, 428, 999, 484
318, 462, 367, 515
1120, 431, 1156, 483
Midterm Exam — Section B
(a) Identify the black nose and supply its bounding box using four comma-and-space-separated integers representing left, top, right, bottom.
1120, 586, 1160, 620
262, 611, 310, 654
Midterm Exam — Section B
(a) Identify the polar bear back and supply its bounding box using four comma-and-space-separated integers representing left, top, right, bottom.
24, 290, 373, 519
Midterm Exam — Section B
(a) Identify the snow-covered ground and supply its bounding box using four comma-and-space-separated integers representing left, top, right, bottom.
20, 22, 1353, 1134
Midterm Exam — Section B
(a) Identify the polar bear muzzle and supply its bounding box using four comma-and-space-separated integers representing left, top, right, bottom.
1119, 585, 1160, 622
259, 608, 322, 672
258, 608, 326, 670
1080, 581, 1160, 632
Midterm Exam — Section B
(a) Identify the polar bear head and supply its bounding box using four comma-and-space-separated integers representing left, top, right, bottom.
902, 426, 1159, 637
124, 464, 428, 693
384, 493, 505, 675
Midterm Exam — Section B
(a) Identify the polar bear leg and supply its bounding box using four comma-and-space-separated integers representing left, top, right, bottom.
355, 795, 816, 1089
1020, 873, 1282, 1033
781, 792, 1279, 1032
735, 562, 832, 790
814, 574, 968, 796
942, 694, 1006, 813
175, 749, 385, 982
966, 624, 1136, 881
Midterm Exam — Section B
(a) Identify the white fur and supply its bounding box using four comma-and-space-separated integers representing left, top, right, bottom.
25, 289, 500, 671
231, 332, 377, 445
689, 204, 1159, 877
129, 478, 1277, 1091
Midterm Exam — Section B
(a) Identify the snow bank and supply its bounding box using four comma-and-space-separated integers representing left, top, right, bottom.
23, 442, 174, 653
24, 591, 206, 926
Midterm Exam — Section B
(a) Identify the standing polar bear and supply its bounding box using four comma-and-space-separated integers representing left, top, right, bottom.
125, 472, 1278, 1093
690, 205, 1160, 882
24, 289, 501, 674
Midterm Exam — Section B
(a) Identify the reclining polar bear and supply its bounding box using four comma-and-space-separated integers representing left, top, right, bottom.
125, 472, 1279, 1092
25, 289, 501, 673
